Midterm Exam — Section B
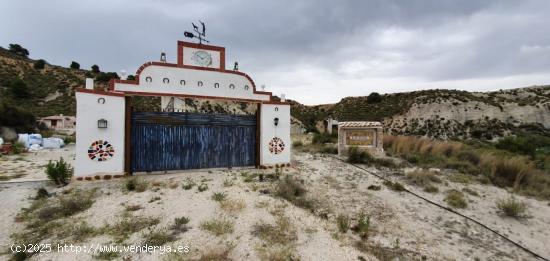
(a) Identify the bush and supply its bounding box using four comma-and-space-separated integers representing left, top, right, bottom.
125, 177, 148, 192
8, 43, 29, 57
347, 146, 373, 164
212, 192, 226, 202
12, 141, 26, 154
143, 228, 177, 246
252, 216, 297, 244
172, 216, 190, 233
0, 102, 36, 132
320, 145, 338, 154
275, 175, 317, 211
198, 183, 208, 192
495, 136, 538, 157
336, 214, 350, 233
312, 132, 337, 144
200, 218, 234, 235
367, 92, 382, 103
445, 189, 467, 208
182, 178, 195, 190
70, 61, 80, 69
383, 180, 406, 191
423, 185, 439, 193
292, 141, 303, 147
35, 188, 49, 199
34, 59, 46, 70
352, 212, 371, 239
496, 196, 528, 218
91, 64, 100, 73
8, 79, 30, 99
45, 157, 73, 186
406, 170, 441, 187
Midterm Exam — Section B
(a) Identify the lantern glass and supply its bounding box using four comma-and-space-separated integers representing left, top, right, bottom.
98, 119, 108, 128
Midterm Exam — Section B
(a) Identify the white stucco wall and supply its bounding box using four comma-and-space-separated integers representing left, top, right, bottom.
114, 65, 270, 101
260, 104, 291, 165
75, 92, 126, 177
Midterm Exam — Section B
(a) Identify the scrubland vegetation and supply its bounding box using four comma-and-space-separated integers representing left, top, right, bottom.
384, 135, 550, 200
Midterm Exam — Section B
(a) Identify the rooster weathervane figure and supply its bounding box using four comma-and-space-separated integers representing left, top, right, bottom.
184, 21, 209, 44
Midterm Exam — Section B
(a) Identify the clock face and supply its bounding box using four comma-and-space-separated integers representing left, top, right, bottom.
191, 50, 212, 67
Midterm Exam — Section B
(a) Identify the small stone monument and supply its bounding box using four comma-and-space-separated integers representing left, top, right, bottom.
338, 121, 384, 157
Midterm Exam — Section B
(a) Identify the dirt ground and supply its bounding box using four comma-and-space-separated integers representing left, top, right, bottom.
0, 148, 548, 260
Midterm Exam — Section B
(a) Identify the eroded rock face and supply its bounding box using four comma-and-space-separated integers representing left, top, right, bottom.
384, 87, 550, 139
0, 127, 17, 142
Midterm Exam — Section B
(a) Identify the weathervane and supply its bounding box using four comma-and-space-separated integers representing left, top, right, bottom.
184, 21, 209, 44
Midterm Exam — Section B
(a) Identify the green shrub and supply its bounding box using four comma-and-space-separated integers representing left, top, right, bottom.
383, 180, 406, 191
182, 178, 195, 190
198, 183, 208, 192
336, 214, 350, 233
496, 196, 528, 218
45, 157, 73, 186
292, 141, 303, 147
172, 216, 190, 233
34, 59, 46, 70
275, 175, 317, 211
201, 218, 234, 235
125, 177, 148, 192
406, 170, 441, 187
12, 141, 26, 154
212, 192, 226, 202
423, 185, 439, 193
353, 212, 371, 238
320, 145, 338, 154
445, 190, 467, 208
35, 188, 49, 199
367, 185, 381, 191
143, 228, 177, 246
312, 132, 337, 144
347, 146, 373, 164
70, 61, 80, 69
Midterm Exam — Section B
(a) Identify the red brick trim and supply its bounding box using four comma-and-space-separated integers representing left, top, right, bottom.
76, 88, 126, 97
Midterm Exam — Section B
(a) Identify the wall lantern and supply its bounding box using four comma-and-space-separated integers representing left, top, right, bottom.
98, 119, 108, 129
274, 117, 279, 127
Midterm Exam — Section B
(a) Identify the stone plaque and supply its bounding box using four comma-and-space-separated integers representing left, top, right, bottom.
345, 130, 375, 146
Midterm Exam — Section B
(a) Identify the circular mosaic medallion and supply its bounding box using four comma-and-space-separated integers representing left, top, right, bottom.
268, 137, 285, 154
88, 140, 114, 161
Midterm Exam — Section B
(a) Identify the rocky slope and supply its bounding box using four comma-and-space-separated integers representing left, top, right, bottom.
291, 87, 550, 140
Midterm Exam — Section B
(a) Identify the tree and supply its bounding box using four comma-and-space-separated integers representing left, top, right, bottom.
126, 75, 136, 81
95, 72, 119, 82
70, 61, 80, 69
34, 59, 46, 70
8, 79, 30, 99
367, 92, 382, 103
8, 44, 29, 57
91, 64, 100, 73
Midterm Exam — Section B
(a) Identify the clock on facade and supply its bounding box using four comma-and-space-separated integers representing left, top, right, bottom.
191, 50, 212, 67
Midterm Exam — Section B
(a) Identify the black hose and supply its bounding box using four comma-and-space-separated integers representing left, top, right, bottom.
328, 155, 548, 261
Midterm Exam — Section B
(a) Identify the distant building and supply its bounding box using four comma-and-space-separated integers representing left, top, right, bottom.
38, 114, 76, 134
316, 117, 339, 134
291, 117, 307, 134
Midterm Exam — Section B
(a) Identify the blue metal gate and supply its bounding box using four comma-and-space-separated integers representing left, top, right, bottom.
131, 112, 256, 172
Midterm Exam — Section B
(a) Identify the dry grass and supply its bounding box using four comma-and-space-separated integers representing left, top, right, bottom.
219, 198, 246, 214
201, 218, 234, 236
496, 196, 528, 218
275, 175, 318, 212
252, 216, 297, 245
105, 214, 160, 242
406, 169, 441, 187
385, 135, 550, 200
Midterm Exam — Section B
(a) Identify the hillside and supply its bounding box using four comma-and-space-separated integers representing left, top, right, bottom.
291, 87, 550, 140
1, 44, 549, 140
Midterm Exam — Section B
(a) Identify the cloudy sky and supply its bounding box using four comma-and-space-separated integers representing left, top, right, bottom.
2, 0, 550, 105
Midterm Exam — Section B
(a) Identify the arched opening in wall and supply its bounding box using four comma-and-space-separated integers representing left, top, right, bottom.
127, 94, 260, 174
